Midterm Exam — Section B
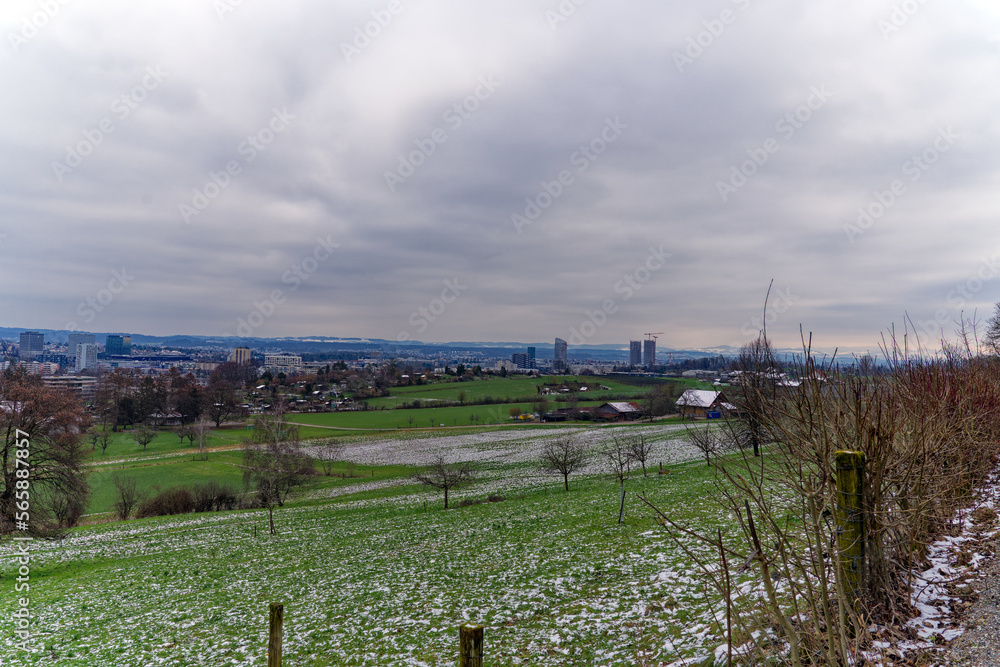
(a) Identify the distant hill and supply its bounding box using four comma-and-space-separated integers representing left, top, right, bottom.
0, 327, 821, 363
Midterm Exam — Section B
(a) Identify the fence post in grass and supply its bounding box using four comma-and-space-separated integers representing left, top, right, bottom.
459, 624, 484, 667
268, 603, 283, 667
834, 450, 866, 608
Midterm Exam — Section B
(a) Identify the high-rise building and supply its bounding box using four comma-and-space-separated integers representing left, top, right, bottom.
512, 347, 536, 370
68, 333, 96, 360
105, 334, 132, 356
643, 339, 656, 367
629, 340, 642, 366
230, 347, 253, 364
553, 338, 568, 372
75, 343, 98, 371
19, 331, 44, 359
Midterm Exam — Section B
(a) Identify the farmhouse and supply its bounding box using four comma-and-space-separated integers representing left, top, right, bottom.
594, 402, 642, 421
675, 389, 730, 420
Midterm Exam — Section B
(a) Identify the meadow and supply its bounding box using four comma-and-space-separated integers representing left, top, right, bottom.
1, 423, 745, 666
362, 375, 649, 409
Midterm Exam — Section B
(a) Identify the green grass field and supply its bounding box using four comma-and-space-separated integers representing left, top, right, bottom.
285, 401, 611, 431
1, 428, 744, 666
364, 375, 645, 409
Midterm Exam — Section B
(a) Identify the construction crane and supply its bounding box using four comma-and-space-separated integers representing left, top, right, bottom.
643, 332, 664, 341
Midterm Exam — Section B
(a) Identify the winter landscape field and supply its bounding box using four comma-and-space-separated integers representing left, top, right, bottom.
1, 423, 746, 666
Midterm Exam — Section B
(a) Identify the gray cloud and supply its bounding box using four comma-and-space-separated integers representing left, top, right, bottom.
1, 0, 1000, 352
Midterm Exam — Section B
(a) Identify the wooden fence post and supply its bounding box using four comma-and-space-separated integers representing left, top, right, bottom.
459, 624, 483, 667
834, 450, 866, 607
268, 603, 283, 667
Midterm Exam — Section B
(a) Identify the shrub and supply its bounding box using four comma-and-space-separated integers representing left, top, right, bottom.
136, 487, 196, 518
192, 480, 239, 513
651, 332, 1000, 665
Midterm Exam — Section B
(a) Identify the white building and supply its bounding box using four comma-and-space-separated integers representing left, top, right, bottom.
76, 343, 99, 372
264, 355, 302, 373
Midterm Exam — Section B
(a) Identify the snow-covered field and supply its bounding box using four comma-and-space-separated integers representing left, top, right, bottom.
1, 425, 737, 666
312, 421, 698, 468
9, 422, 985, 666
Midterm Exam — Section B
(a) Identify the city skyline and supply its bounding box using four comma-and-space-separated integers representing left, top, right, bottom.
2, 2, 999, 353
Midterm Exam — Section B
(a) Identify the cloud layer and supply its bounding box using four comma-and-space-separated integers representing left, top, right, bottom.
2, 0, 999, 353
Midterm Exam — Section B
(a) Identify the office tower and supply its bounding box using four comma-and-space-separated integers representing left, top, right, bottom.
68, 333, 95, 360
629, 340, 642, 366
19, 331, 44, 359
553, 337, 568, 371
106, 334, 132, 356
643, 339, 656, 367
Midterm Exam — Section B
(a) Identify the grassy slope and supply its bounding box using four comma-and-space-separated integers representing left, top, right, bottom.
1, 452, 739, 666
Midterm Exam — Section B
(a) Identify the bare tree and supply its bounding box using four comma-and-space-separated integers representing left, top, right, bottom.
540, 436, 587, 491
642, 384, 677, 421
203, 378, 240, 428
687, 424, 724, 467
192, 422, 210, 461
49, 484, 88, 528
414, 455, 475, 509
628, 433, 654, 476
243, 410, 310, 535
134, 427, 156, 451
316, 439, 344, 476
111, 472, 143, 521
985, 301, 1000, 354
729, 335, 780, 457
90, 431, 113, 455
604, 436, 633, 524
0, 368, 92, 536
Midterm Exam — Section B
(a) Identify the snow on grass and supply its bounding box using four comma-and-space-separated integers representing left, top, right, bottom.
0, 453, 737, 666
311, 422, 699, 469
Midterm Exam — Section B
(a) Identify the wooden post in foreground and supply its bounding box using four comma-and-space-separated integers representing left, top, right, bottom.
834, 450, 866, 608
459, 624, 484, 667
268, 603, 283, 667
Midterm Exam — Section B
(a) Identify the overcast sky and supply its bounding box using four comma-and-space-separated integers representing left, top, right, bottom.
2, 0, 999, 353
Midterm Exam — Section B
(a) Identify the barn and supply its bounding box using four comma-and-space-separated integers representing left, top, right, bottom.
675, 389, 730, 420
